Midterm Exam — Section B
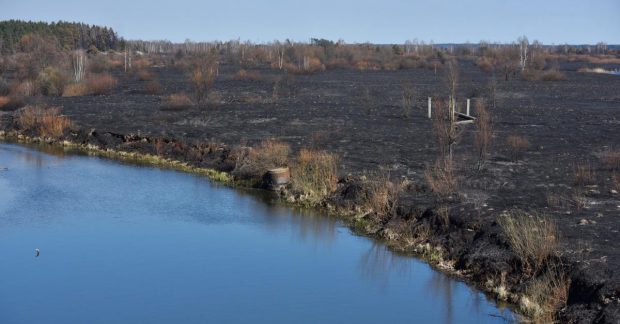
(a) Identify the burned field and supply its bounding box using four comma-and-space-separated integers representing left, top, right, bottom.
2, 56, 620, 322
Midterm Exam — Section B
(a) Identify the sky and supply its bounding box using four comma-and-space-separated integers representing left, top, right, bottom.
1, 0, 618, 44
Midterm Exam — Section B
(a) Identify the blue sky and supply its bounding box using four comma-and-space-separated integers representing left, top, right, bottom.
1, 0, 618, 44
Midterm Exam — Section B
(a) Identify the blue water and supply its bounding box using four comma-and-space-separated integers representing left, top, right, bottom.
0, 143, 513, 323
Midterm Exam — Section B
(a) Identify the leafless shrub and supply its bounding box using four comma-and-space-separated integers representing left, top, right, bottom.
425, 158, 459, 198
291, 149, 339, 204
400, 83, 415, 118
498, 210, 557, 275
187, 52, 218, 104
487, 76, 498, 109
431, 100, 459, 159
506, 135, 530, 160
474, 100, 492, 169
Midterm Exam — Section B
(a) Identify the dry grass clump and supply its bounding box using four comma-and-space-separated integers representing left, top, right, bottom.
233, 69, 262, 81
62, 83, 89, 97
0, 94, 25, 110
137, 70, 154, 81
425, 158, 459, 198
612, 172, 620, 191
498, 210, 557, 275
291, 149, 339, 204
540, 69, 567, 81
600, 148, 620, 170
520, 267, 570, 322
144, 81, 163, 94
86, 73, 117, 95
506, 135, 530, 160
160, 93, 193, 110
574, 162, 596, 186
17, 106, 71, 137
364, 171, 401, 224
232, 139, 290, 179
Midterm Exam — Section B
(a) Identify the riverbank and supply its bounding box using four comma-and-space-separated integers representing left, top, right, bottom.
2, 60, 620, 322
0, 121, 615, 323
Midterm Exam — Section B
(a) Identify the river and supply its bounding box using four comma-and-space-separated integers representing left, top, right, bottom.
0, 143, 513, 323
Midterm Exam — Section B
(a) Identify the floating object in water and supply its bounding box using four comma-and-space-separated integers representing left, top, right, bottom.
35, 248, 40, 257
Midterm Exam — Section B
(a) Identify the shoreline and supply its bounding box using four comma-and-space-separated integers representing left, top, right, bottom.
0, 128, 528, 321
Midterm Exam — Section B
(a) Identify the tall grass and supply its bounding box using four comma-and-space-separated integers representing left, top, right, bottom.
498, 210, 557, 275
291, 149, 339, 204
232, 139, 290, 179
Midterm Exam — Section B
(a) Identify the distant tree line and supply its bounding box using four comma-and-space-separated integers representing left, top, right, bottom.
0, 20, 122, 53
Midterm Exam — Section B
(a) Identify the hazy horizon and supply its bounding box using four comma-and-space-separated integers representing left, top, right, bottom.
1, 0, 619, 45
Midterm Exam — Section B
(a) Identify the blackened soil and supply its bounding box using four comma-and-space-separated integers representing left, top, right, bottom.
5, 59, 620, 322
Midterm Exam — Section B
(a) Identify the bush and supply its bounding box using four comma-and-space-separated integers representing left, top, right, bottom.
232, 139, 290, 180
506, 135, 530, 160
62, 83, 89, 97
86, 73, 117, 95
17, 105, 71, 137
291, 149, 339, 204
160, 93, 193, 110
520, 69, 540, 81
37, 66, 68, 96
498, 210, 557, 275
540, 69, 566, 81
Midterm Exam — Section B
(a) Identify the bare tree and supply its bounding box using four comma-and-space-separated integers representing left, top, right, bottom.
518, 36, 529, 71
474, 100, 492, 169
73, 50, 85, 82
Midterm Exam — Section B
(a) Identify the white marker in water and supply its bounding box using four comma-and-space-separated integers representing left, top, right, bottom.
35, 248, 40, 257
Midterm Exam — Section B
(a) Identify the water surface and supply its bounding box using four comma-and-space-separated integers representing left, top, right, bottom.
0, 143, 513, 323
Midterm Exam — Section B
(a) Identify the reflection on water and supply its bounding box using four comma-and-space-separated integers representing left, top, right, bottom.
0, 143, 514, 323
359, 242, 412, 289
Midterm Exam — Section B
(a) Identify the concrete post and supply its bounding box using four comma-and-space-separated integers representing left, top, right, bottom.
466, 98, 471, 116
428, 97, 432, 119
